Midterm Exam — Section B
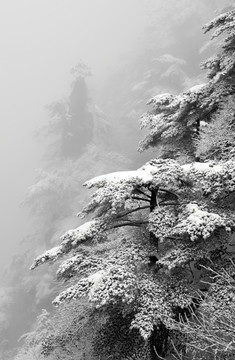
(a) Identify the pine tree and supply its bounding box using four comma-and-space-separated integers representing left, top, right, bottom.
8, 61, 127, 360
31, 7, 235, 360
139, 6, 235, 161
14, 310, 52, 360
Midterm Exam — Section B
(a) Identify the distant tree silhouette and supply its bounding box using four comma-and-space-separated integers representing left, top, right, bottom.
31, 7, 235, 360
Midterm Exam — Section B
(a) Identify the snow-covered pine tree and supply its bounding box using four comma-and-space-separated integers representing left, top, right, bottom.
140, 7, 235, 161
31, 7, 235, 360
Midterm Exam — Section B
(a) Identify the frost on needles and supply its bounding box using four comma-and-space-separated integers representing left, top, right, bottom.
31, 158, 235, 340
30, 7, 235, 359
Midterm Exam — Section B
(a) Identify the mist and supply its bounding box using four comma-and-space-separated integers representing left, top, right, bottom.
0, 0, 148, 271
0, 0, 233, 358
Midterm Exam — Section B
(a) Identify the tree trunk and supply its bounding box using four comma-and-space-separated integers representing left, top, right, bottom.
150, 324, 169, 360
149, 188, 158, 248
149, 189, 169, 359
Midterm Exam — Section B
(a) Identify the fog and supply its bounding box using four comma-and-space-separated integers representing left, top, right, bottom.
0, 0, 148, 271
0, 0, 232, 357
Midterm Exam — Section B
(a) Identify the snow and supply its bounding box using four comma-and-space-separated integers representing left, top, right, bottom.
146, 93, 175, 106
61, 219, 101, 248
186, 203, 201, 213
182, 162, 223, 174
56, 253, 81, 277
31, 220, 102, 270
88, 270, 105, 285
73, 220, 95, 237
84, 160, 183, 192
187, 83, 206, 93
84, 169, 154, 188
186, 203, 220, 224
45, 245, 63, 257
200, 120, 208, 127
84, 171, 136, 187
88, 270, 106, 300
175, 203, 230, 241
30, 245, 63, 270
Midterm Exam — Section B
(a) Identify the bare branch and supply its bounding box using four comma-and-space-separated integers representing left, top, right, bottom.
131, 196, 151, 203
159, 187, 179, 199
116, 205, 150, 219
133, 187, 151, 198
110, 221, 149, 229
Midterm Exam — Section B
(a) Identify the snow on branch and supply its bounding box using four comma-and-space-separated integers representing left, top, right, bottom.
53, 266, 137, 307
181, 161, 223, 174
138, 11, 235, 159
83, 169, 153, 189
83, 159, 235, 212
130, 276, 193, 339
31, 158, 235, 271
57, 235, 154, 283
201, 9, 235, 83
30, 219, 105, 270
203, 9, 235, 41
81, 159, 183, 217
30, 245, 64, 270
182, 159, 235, 200
84, 159, 182, 190
172, 203, 233, 242
56, 252, 104, 281
139, 84, 207, 154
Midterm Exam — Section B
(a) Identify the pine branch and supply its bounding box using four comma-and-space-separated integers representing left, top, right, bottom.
110, 221, 149, 229
159, 187, 179, 199
159, 201, 180, 206
133, 187, 151, 198
116, 205, 150, 219
131, 196, 151, 203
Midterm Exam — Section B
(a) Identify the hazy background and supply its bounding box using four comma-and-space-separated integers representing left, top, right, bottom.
0, 0, 233, 357
0, 0, 148, 271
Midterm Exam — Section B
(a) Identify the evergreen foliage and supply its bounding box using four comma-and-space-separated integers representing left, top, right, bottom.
140, 7, 235, 161
30, 158, 235, 358
5, 60, 128, 360
27, 6, 235, 360
14, 310, 52, 360
196, 95, 235, 160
